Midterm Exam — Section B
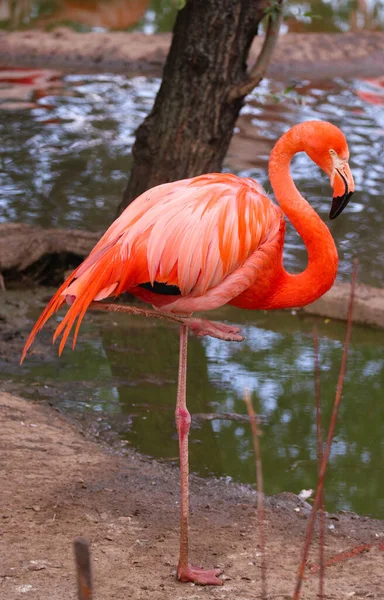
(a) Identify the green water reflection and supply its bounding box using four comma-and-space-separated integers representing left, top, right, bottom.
15, 306, 384, 518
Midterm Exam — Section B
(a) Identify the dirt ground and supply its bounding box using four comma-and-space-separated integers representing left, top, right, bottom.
0, 389, 383, 600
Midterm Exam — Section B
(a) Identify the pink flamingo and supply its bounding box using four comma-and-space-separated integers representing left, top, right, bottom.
21, 120, 354, 585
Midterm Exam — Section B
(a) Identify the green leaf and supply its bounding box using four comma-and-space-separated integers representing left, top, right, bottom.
303, 11, 322, 19
283, 82, 298, 95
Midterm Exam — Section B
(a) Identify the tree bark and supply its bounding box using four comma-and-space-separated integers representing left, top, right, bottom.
118, 0, 277, 214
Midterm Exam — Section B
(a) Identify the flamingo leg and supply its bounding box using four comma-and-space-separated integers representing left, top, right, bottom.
175, 325, 223, 586
89, 302, 243, 342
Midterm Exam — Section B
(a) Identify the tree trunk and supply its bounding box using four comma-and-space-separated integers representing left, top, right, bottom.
118, 0, 273, 214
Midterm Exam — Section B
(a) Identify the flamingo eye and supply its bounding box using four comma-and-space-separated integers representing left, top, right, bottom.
329, 149, 337, 158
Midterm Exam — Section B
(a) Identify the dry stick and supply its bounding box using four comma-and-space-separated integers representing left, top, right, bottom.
308, 542, 373, 574
313, 328, 325, 600
293, 259, 358, 600
244, 389, 267, 600
74, 538, 93, 600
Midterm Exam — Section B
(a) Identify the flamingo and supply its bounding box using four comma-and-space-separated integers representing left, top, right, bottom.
21, 120, 354, 585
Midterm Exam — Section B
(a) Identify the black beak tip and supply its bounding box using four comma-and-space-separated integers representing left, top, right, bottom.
329, 191, 353, 220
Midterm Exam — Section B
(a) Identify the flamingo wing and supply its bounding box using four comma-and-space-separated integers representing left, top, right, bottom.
21, 173, 283, 360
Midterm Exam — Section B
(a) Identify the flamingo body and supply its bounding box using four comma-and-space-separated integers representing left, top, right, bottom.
20, 121, 355, 586
67, 173, 284, 313
21, 121, 356, 364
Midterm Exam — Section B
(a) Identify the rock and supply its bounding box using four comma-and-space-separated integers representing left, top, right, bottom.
303, 282, 384, 329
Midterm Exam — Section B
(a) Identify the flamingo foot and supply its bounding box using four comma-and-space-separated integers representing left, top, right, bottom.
177, 563, 223, 585
187, 318, 244, 342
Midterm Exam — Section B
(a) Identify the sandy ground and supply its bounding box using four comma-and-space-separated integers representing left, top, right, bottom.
0, 30, 383, 80
1, 389, 384, 600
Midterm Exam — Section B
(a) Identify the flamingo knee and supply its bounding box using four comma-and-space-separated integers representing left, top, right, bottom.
176, 407, 191, 442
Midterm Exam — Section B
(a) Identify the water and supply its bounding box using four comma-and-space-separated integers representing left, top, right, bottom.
1, 3, 384, 517
8, 304, 384, 518
1, 74, 383, 285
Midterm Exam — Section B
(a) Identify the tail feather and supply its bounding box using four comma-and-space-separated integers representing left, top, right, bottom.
72, 302, 90, 351
20, 241, 139, 363
20, 268, 80, 364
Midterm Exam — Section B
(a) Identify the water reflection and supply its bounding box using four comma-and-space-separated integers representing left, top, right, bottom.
2, 73, 382, 285
0, 74, 160, 229
282, 0, 383, 33
15, 307, 384, 518
356, 77, 384, 107
0, 67, 63, 110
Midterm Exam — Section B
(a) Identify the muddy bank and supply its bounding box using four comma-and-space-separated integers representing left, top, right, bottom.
0, 30, 383, 80
0, 389, 383, 600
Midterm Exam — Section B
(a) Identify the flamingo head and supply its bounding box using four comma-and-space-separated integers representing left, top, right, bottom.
302, 121, 355, 219
327, 148, 355, 219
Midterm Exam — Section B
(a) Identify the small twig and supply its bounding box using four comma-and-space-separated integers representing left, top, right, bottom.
308, 543, 372, 574
193, 412, 258, 424
228, 0, 284, 102
74, 538, 93, 600
313, 328, 325, 600
244, 389, 267, 600
293, 260, 358, 600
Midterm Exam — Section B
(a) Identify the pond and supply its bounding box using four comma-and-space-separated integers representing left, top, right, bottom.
0, 3, 384, 519
1, 73, 383, 285
6, 300, 384, 520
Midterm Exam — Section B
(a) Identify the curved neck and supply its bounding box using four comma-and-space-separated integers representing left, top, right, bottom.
267, 126, 338, 309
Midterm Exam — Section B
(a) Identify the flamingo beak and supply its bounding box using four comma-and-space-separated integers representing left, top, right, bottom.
329, 162, 355, 220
